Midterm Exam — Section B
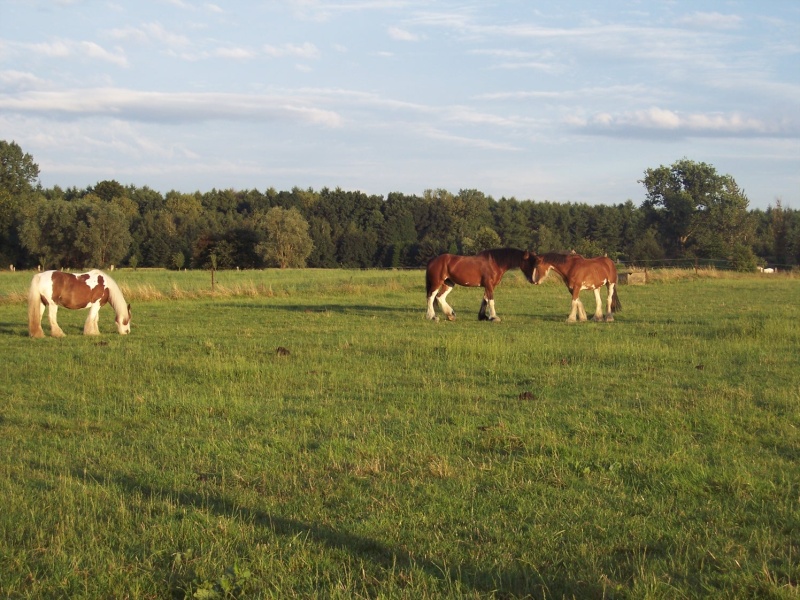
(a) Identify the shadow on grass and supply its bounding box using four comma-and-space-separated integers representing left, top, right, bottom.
0, 321, 29, 336
213, 301, 418, 316
109, 471, 606, 598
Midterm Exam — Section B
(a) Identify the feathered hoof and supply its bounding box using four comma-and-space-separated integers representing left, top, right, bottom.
446, 314, 456, 322
489, 316, 502, 323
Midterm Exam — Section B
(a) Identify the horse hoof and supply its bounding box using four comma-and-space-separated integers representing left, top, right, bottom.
447, 315, 456, 322
605, 316, 614, 322
490, 317, 502, 323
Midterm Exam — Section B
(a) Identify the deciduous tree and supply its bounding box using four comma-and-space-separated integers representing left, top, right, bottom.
0, 140, 40, 266
255, 207, 313, 268
641, 159, 754, 260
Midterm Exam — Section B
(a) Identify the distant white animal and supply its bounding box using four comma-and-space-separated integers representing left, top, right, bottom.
758, 266, 775, 274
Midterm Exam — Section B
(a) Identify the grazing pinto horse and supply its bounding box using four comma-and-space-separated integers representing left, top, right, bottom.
28, 270, 131, 338
531, 253, 621, 322
426, 248, 535, 322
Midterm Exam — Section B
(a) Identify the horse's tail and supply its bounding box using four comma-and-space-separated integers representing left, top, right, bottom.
611, 286, 622, 313
425, 267, 437, 297
28, 273, 44, 337
425, 256, 443, 297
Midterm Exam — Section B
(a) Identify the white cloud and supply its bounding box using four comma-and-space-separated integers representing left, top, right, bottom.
108, 22, 190, 48
444, 106, 526, 128
388, 27, 419, 42
421, 127, 521, 151
79, 41, 128, 67
213, 47, 256, 60
0, 70, 46, 90
0, 88, 343, 127
677, 12, 743, 30
574, 107, 797, 138
263, 42, 320, 59
27, 39, 128, 67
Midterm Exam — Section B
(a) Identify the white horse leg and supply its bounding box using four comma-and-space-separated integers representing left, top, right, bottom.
605, 283, 615, 321
438, 286, 456, 321
426, 291, 439, 320
84, 302, 101, 335
48, 304, 65, 338
577, 298, 588, 321
567, 299, 580, 323
592, 288, 604, 321
487, 298, 500, 322
30, 302, 46, 338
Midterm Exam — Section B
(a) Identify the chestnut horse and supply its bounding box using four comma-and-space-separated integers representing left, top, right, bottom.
531, 252, 621, 322
426, 248, 535, 322
28, 270, 131, 338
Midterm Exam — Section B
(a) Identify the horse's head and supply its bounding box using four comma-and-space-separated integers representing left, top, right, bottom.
529, 253, 552, 284
116, 304, 132, 335
520, 251, 537, 284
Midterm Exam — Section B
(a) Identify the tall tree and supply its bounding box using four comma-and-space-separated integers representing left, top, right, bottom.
19, 198, 80, 268
641, 159, 753, 259
491, 197, 531, 249
306, 216, 337, 268
75, 199, 133, 267
92, 179, 126, 202
255, 207, 313, 268
768, 199, 789, 265
0, 141, 40, 266
463, 225, 501, 254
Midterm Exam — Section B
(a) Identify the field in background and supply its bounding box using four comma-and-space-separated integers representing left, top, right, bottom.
0, 268, 797, 598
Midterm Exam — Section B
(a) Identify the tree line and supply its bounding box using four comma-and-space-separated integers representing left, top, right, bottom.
1, 140, 798, 272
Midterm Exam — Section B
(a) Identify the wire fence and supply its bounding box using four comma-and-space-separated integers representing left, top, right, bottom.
618, 257, 797, 272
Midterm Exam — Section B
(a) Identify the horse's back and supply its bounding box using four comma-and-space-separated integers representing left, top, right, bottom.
588, 255, 616, 275
591, 256, 617, 283
569, 255, 617, 284
426, 252, 493, 289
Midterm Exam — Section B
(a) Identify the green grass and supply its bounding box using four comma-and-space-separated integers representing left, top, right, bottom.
0, 268, 798, 598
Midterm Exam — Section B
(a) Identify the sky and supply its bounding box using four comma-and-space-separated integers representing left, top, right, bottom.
1, 1, 798, 210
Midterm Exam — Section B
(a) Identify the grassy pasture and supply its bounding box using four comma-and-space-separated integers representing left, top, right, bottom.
0, 268, 797, 599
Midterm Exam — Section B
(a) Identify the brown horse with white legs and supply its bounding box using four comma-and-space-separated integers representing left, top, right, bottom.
425, 248, 535, 322
531, 252, 621, 322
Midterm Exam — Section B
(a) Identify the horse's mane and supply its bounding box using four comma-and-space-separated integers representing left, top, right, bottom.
101, 272, 129, 319
541, 252, 574, 265
480, 247, 526, 261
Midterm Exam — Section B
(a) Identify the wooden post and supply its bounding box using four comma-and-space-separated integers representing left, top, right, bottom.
210, 253, 218, 291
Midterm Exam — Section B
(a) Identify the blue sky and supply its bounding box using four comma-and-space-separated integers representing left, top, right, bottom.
1, 1, 798, 209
